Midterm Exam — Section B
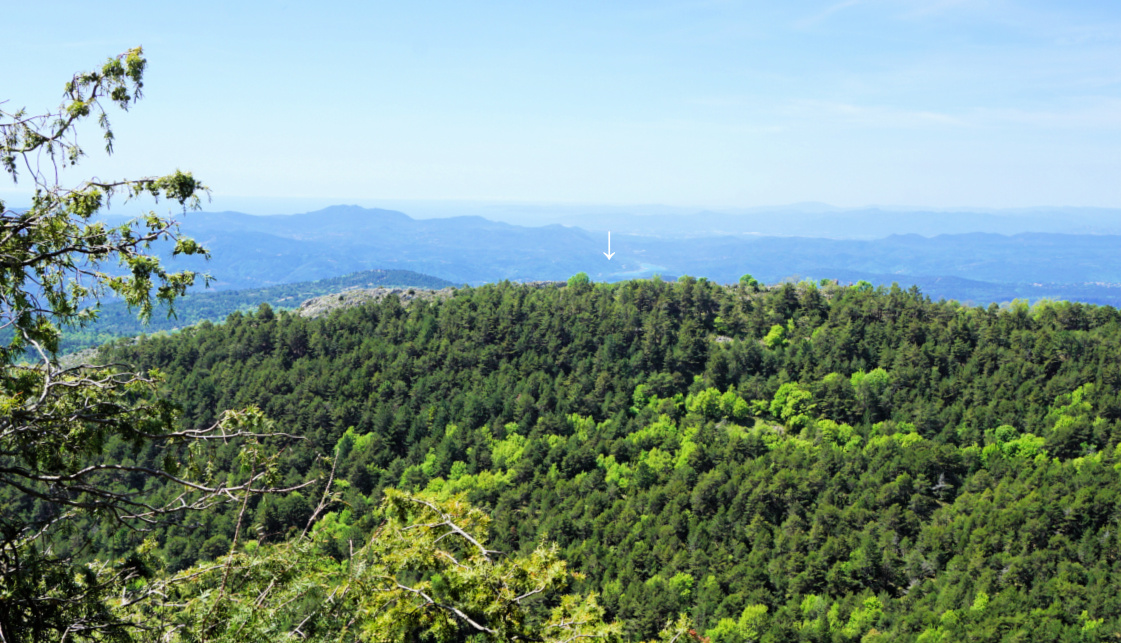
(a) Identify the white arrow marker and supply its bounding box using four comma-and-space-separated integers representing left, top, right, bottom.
603, 231, 615, 260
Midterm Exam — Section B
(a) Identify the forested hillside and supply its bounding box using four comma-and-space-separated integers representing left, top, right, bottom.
51, 268, 455, 354
91, 277, 1121, 641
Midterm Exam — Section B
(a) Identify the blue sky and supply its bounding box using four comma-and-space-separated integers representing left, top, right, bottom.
4, 1, 1121, 212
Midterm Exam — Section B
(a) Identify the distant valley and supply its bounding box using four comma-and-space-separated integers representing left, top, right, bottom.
119, 205, 1121, 307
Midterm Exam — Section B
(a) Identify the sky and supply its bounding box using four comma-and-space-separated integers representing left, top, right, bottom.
4, 0, 1121, 213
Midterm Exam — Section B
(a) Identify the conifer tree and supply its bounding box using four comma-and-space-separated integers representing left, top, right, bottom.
0, 48, 302, 642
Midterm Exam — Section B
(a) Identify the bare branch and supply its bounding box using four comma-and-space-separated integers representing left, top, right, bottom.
401, 495, 504, 561
394, 581, 498, 635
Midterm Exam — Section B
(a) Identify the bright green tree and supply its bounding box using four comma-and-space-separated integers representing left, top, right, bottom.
705, 604, 767, 643
145, 489, 623, 642
770, 381, 813, 424
762, 323, 787, 349
568, 272, 591, 288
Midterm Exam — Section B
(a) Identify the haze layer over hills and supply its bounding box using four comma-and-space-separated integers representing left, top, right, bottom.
135, 205, 1121, 306
382, 201, 1121, 239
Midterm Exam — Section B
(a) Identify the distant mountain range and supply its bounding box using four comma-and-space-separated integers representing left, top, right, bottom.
105, 205, 1121, 306
143, 206, 591, 288
449, 203, 1121, 239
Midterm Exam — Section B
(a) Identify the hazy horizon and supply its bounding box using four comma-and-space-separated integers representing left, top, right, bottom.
7, 191, 1121, 219
7, 2, 1121, 210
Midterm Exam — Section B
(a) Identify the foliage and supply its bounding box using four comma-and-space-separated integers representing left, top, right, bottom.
22, 45, 1121, 643
569, 272, 592, 288
130, 489, 621, 643
83, 277, 1121, 640
0, 50, 302, 642
704, 604, 767, 643
762, 323, 786, 349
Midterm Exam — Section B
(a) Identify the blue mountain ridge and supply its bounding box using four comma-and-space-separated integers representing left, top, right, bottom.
118, 206, 1121, 306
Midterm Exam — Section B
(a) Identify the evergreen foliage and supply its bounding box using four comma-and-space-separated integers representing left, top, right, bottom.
90, 277, 1121, 641
0, 48, 303, 642
125, 489, 622, 642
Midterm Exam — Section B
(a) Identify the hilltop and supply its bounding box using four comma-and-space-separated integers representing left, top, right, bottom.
76, 278, 1121, 640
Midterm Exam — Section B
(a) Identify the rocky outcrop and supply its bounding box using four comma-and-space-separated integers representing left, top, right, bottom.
296, 287, 457, 318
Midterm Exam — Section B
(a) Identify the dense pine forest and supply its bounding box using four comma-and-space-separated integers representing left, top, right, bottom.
69, 276, 1121, 641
